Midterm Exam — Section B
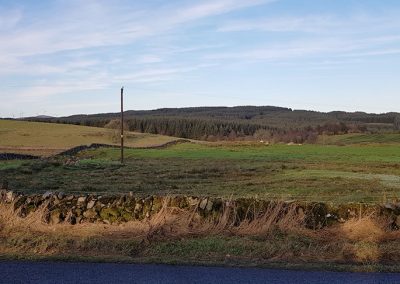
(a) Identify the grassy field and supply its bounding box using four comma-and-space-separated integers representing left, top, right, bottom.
0, 119, 180, 156
2, 121, 400, 271
1, 120, 400, 203
1, 142, 400, 203
318, 133, 400, 145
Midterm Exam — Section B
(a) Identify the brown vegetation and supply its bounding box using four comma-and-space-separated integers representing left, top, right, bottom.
1, 199, 400, 269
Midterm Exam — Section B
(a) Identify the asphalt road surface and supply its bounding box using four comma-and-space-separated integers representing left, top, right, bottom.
0, 261, 399, 284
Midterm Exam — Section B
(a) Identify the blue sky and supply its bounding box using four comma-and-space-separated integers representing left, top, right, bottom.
1, 0, 400, 117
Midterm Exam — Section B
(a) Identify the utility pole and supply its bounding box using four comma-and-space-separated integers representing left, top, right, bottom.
120, 86, 124, 164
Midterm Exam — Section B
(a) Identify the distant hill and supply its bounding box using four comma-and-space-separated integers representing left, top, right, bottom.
33, 115, 54, 119
25, 106, 400, 143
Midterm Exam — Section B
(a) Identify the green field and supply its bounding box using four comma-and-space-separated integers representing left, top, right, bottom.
0, 119, 180, 156
319, 133, 400, 145
2, 141, 400, 203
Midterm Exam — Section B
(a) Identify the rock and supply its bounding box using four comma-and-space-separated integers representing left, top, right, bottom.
206, 200, 213, 211
77, 196, 87, 204
50, 210, 63, 224
169, 196, 187, 208
6, 191, 16, 203
65, 211, 76, 225
100, 207, 120, 223
87, 200, 96, 209
83, 209, 98, 219
13, 196, 27, 212
187, 197, 199, 207
66, 195, 74, 201
134, 202, 143, 213
143, 197, 153, 215
152, 196, 163, 212
42, 191, 53, 199
121, 211, 134, 222
385, 203, 396, 210
348, 209, 357, 217
199, 198, 208, 210
57, 192, 65, 199
75, 208, 82, 217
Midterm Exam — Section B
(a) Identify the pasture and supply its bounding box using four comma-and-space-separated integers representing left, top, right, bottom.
0, 119, 179, 156
1, 140, 400, 203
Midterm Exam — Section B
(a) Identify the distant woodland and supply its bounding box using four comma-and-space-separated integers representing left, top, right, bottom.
24, 106, 400, 143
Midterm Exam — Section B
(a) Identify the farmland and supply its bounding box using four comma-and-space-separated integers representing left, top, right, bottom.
0, 120, 180, 156
2, 119, 400, 271
1, 120, 400, 203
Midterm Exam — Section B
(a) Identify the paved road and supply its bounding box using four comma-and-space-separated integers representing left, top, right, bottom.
0, 261, 399, 284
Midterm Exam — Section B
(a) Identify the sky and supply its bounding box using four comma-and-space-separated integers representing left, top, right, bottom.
1, 0, 400, 117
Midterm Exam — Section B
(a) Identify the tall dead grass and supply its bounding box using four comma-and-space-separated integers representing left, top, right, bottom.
1, 199, 400, 265
0, 198, 304, 240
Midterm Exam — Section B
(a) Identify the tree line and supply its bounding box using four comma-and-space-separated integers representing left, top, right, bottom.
24, 106, 400, 143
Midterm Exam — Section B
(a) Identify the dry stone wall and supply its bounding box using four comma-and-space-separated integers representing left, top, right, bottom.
1, 189, 400, 229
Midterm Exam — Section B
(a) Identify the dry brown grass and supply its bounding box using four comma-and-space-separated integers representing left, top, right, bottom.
342, 216, 385, 243
1, 200, 400, 267
0, 199, 304, 242
234, 202, 303, 236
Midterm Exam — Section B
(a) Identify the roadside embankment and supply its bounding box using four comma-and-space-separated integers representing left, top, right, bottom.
1, 189, 400, 271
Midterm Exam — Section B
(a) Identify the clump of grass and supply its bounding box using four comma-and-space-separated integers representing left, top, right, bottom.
353, 241, 381, 263
342, 216, 385, 243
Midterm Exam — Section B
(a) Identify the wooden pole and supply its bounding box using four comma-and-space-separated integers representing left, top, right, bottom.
120, 87, 124, 164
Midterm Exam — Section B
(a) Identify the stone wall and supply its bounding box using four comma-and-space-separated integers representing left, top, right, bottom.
56, 139, 192, 156
1, 189, 400, 229
0, 153, 39, 160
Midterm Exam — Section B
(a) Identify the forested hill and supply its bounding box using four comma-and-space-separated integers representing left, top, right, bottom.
25, 106, 400, 143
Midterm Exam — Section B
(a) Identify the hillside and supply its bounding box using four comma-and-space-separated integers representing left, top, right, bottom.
0, 120, 181, 156
25, 106, 400, 142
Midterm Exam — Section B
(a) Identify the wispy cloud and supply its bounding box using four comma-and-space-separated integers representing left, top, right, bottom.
0, 0, 270, 58
210, 12, 400, 62
0, 0, 270, 98
217, 15, 339, 33
0, 7, 22, 30
204, 37, 368, 61
113, 63, 218, 83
